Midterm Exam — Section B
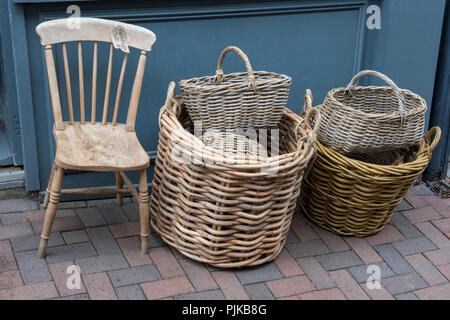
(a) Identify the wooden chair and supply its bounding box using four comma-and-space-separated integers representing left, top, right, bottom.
35, 18, 156, 258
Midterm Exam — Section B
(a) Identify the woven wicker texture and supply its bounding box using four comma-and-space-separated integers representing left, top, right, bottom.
150, 82, 317, 268
201, 130, 268, 158
179, 46, 291, 130
319, 70, 427, 154
300, 108, 440, 237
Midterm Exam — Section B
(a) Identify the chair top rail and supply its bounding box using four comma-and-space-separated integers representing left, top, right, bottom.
36, 17, 156, 52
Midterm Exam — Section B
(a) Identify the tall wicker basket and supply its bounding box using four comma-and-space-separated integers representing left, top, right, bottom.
179, 46, 291, 130
150, 82, 317, 268
319, 70, 427, 154
300, 107, 440, 237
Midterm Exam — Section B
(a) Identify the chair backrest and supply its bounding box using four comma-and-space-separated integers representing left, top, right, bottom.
36, 18, 156, 131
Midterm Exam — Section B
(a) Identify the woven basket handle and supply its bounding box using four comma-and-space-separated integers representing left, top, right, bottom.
216, 46, 258, 91
164, 81, 178, 114
346, 70, 407, 115
305, 107, 321, 137
424, 126, 441, 152
303, 89, 313, 114
296, 90, 320, 141
159, 81, 179, 128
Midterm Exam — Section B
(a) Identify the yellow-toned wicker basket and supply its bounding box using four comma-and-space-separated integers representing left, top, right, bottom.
300, 107, 440, 237
150, 82, 317, 268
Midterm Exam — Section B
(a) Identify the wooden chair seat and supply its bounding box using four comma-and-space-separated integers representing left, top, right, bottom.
54, 122, 149, 172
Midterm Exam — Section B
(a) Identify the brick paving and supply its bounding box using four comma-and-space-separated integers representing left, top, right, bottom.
0, 185, 449, 300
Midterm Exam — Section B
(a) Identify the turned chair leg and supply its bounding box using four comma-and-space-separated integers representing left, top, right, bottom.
139, 169, 150, 253
43, 163, 57, 208
115, 172, 124, 206
37, 166, 64, 258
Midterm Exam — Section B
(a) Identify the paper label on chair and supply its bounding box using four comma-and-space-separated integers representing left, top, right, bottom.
111, 25, 130, 53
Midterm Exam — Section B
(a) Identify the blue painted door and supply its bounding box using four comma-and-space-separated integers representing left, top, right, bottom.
10, 0, 447, 196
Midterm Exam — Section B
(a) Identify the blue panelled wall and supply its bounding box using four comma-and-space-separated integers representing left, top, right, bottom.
0, 0, 447, 199
428, 1, 450, 179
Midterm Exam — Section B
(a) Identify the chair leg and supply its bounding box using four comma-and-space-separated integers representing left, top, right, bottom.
139, 169, 150, 253
115, 172, 124, 206
37, 166, 64, 259
43, 163, 57, 208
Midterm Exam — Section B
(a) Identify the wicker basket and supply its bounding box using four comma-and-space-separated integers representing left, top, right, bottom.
299, 108, 440, 237
179, 46, 291, 130
319, 70, 427, 154
150, 82, 317, 268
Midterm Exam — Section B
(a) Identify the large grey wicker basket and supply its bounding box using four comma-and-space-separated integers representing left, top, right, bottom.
318, 70, 427, 154
150, 82, 318, 268
179, 46, 291, 130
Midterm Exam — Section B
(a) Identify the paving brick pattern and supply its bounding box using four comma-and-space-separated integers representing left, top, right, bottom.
0, 185, 449, 300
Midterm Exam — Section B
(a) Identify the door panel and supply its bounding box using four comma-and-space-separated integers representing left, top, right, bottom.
16, 0, 445, 195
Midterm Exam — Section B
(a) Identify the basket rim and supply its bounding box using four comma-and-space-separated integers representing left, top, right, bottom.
179, 71, 291, 90
315, 138, 431, 174
161, 96, 316, 168
324, 86, 427, 120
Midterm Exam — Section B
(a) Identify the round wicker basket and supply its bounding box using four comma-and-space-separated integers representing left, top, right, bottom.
179, 46, 291, 130
319, 70, 427, 154
300, 107, 440, 237
150, 82, 317, 268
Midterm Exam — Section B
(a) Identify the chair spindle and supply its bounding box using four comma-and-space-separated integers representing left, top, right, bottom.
78, 41, 85, 124
126, 51, 147, 131
112, 52, 129, 126
62, 42, 74, 124
102, 44, 114, 124
91, 41, 98, 124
